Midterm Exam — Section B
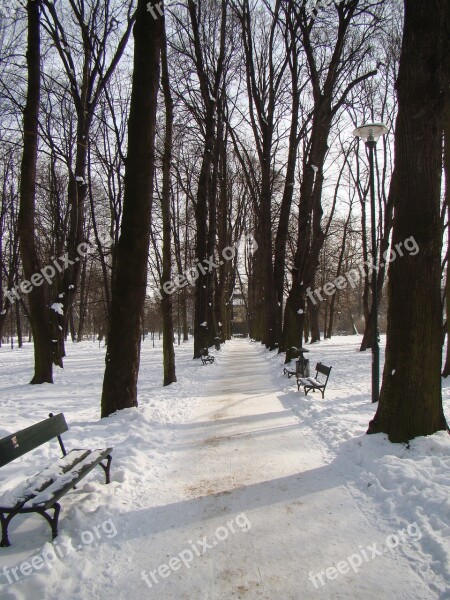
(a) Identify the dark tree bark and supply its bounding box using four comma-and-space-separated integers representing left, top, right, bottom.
214, 103, 230, 345
101, 0, 163, 417
368, 0, 449, 442
160, 19, 176, 386
15, 301, 23, 348
18, 0, 54, 384
441, 72, 450, 375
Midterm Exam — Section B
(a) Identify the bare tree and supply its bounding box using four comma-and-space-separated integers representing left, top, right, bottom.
17, 0, 55, 383
160, 15, 176, 385
101, 0, 163, 417
283, 0, 379, 361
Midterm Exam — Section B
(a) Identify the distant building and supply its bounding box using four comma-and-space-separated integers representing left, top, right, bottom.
231, 290, 247, 336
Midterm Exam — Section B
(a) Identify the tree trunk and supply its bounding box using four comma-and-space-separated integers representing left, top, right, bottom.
282, 124, 329, 361
101, 0, 163, 417
368, 0, 449, 442
18, 0, 54, 384
15, 301, 23, 348
160, 20, 176, 386
308, 295, 321, 343
441, 92, 450, 375
274, 16, 300, 351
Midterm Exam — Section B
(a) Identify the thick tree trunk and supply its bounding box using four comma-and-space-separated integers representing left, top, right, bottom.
160, 21, 176, 386
368, 0, 449, 442
18, 0, 53, 384
441, 96, 450, 375
193, 139, 214, 357
101, 0, 162, 417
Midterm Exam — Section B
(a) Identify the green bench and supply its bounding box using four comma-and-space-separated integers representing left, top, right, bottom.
297, 363, 332, 399
0, 413, 112, 547
201, 348, 215, 365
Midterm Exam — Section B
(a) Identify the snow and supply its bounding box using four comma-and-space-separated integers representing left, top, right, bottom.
0, 335, 448, 599
50, 303, 64, 315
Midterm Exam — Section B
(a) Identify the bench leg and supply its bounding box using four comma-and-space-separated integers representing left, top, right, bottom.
35, 503, 61, 540
98, 455, 112, 484
0, 504, 60, 547
0, 510, 15, 547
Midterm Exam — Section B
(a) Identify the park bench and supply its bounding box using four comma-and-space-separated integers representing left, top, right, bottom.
201, 348, 215, 365
283, 359, 301, 378
283, 357, 309, 379
0, 413, 112, 547
297, 363, 332, 399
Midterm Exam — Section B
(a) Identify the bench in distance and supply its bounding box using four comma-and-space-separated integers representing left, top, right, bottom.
297, 363, 332, 399
201, 348, 215, 365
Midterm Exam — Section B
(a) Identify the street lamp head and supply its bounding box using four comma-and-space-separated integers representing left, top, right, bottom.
353, 123, 388, 144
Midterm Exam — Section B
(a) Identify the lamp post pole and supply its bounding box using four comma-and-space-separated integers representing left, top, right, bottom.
353, 123, 388, 404
367, 137, 379, 403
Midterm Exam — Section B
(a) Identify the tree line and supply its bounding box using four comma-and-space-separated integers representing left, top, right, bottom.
0, 0, 448, 442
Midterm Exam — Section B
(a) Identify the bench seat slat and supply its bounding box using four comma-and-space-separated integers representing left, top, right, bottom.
0, 449, 91, 510
297, 363, 331, 398
297, 377, 324, 387
305, 377, 324, 387
24, 448, 112, 509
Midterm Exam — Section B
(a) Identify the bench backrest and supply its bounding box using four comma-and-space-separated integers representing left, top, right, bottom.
0, 413, 68, 468
315, 363, 332, 383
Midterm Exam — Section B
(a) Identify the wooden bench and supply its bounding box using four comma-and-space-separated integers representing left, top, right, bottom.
0, 413, 112, 547
201, 348, 215, 365
297, 363, 332, 399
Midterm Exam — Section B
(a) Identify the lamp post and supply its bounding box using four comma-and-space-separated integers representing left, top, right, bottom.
353, 123, 388, 403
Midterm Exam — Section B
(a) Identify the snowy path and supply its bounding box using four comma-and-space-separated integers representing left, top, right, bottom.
1, 337, 445, 600
114, 339, 434, 600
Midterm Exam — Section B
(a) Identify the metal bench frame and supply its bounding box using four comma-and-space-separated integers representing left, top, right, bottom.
201, 348, 215, 365
0, 413, 112, 547
297, 362, 332, 399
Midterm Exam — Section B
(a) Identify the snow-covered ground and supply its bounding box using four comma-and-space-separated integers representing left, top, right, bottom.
0, 335, 448, 599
